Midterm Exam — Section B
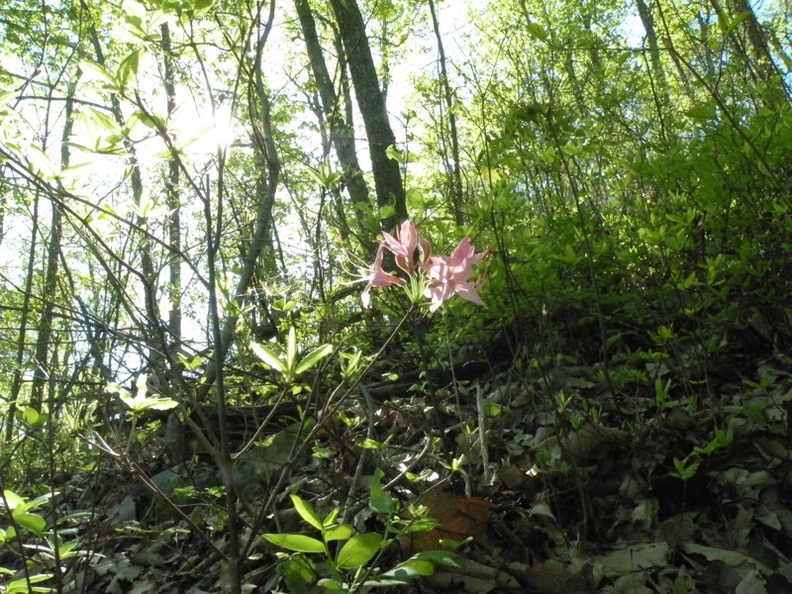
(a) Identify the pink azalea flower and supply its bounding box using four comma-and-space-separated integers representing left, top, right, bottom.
361, 243, 405, 308
420, 237, 486, 312
381, 220, 420, 274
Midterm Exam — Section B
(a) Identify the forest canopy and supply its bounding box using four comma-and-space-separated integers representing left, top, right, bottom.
1, 0, 792, 591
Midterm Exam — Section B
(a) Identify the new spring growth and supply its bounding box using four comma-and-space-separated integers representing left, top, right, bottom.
362, 220, 487, 312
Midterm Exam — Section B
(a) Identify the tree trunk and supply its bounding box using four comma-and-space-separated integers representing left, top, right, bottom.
161, 22, 182, 352
635, 0, 672, 138
294, 0, 370, 233
427, 0, 464, 225
328, 0, 407, 230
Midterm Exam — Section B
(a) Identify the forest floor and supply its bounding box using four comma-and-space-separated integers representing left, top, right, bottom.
31, 322, 792, 594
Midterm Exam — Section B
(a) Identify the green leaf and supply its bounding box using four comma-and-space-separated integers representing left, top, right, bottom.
3, 490, 25, 511
5, 573, 53, 594
14, 511, 46, 535
79, 59, 118, 89
323, 507, 340, 528
386, 144, 403, 163
263, 533, 326, 553
525, 22, 548, 42
380, 559, 435, 579
279, 556, 316, 592
290, 495, 324, 531
21, 407, 42, 427
294, 344, 333, 376
561, 143, 581, 156
251, 341, 286, 373
0, 91, 17, 108
369, 468, 395, 514
336, 533, 382, 569
286, 326, 298, 373
324, 524, 353, 542
723, 11, 751, 35
685, 104, 717, 119
117, 50, 141, 87
413, 550, 459, 566
130, 109, 166, 130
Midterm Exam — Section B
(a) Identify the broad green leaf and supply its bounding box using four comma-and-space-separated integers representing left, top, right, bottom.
189, 0, 215, 16
145, 398, 178, 411
485, 401, 506, 417
272, 298, 297, 312
525, 22, 548, 42
5, 573, 53, 594
324, 524, 353, 542
290, 495, 323, 531
3, 490, 25, 510
341, 349, 363, 379
413, 550, 459, 566
380, 559, 435, 579
26, 145, 58, 178
280, 556, 315, 592
336, 532, 382, 569
561, 143, 581, 156
117, 50, 141, 88
286, 327, 298, 373
130, 109, 166, 130
0, 91, 17, 108
14, 511, 46, 535
722, 11, 751, 36
323, 507, 341, 528
294, 344, 333, 376
79, 59, 118, 89
385, 144, 403, 163
317, 578, 345, 590
21, 407, 42, 427
251, 341, 286, 373
263, 533, 325, 553
685, 104, 717, 119
369, 468, 395, 514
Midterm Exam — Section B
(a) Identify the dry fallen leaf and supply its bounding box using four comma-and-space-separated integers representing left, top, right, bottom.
402, 492, 491, 553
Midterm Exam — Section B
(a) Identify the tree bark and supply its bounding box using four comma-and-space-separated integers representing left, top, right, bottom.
328, 0, 407, 230
161, 22, 182, 352
294, 0, 370, 227
427, 0, 464, 225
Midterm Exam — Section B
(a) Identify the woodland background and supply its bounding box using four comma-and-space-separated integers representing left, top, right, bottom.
1, 0, 792, 592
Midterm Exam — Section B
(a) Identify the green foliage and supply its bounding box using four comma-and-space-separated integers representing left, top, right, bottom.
251, 326, 334, 388
0, 491, 56, 593
263, 472, 456, 593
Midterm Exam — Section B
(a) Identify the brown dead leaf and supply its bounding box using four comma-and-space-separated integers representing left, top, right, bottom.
403, 492, 491, 554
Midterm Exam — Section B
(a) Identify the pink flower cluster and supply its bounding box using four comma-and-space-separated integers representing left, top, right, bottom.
362, 220, 487, 312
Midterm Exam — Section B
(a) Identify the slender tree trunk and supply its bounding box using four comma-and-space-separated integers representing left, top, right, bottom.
5, 191, 40, 439
723, 0, 789, 101
30, 76, 78, 410
81, 0, 162, 380
635, 0, 672, 139
294, 0, 370, 232
161, 23, 182, 352
427, 0, 464, 226
328, 0, 407, 230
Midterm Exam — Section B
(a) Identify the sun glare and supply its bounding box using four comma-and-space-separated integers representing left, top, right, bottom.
171, 102, 235, 159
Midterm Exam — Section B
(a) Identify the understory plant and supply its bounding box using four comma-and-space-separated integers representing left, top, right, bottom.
258, 220, 487, 592
263, 470, 458, 592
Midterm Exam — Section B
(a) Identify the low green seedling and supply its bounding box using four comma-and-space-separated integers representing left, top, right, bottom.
1, 490, 55, 593
264, 469, 456, 592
